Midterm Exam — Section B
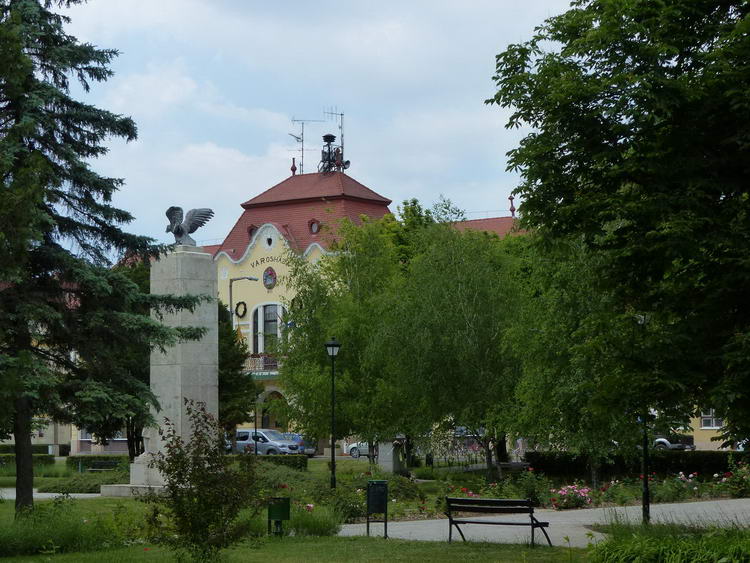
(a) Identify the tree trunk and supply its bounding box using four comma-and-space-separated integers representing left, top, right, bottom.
589, 457, 600, 490
483, 442, 497, 482
495, 433, 508, 463
13, 396, 34, 515
404, 435, 414, 467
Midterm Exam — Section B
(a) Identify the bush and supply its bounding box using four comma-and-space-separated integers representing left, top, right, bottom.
550, 484, 593, 509
0, 444, 51, 454
143, 400, 260, 562
289, 504, 341, 536
36, 470, 129, 493
0, 454, 55, 468
413, 466, 437, 480
388, 474, 424, 501
0, 495, 145, 556
255, 454, 307, 471
65, 455, 129, 473
524, 450, 750, 480
591, 522, 750, 563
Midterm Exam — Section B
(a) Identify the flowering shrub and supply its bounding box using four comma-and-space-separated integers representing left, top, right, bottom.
550, 484, 592, 509
715, 460, 750, 498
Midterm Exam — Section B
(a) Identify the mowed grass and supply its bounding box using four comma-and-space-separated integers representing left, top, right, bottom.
2, 536, 587, 562
0, 496, 587, 562
307, 456, 372, 478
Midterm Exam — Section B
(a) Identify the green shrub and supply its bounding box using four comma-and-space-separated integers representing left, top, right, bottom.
413, 466, 436, 480
591, 522, 750, 562
0, 495, 145, 556
524, 450, 750, 480
388, 474, 424, 501
289, 505, 341, 536
65, 454, 129, 473
0, 444, 51, 454
36, 470, 129, 493
255, 454, 308, 471
143, 400, 261, 562
0, 454, 55, 468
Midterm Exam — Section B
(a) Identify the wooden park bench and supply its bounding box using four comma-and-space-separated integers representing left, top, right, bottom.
445, 497, 552, 547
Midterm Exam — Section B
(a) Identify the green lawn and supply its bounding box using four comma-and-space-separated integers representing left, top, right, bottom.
2, 536, 587, 562
307, 456, 372, 477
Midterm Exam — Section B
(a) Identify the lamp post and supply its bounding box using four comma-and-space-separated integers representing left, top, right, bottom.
635, 313, 651, 525
229, 276, 259, 329
325, 338, 341, 489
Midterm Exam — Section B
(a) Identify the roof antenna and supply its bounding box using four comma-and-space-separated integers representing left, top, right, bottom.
324, 107, 345, 172
509, 195, 516, 218
291, 157, 297, 176
289, 116, 324, 174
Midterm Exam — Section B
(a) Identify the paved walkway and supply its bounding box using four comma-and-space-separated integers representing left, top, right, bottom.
340, 498, 750, 548
0, 488, 100, 500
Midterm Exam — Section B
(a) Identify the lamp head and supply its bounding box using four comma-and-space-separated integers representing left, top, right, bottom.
325, 337, 341, 358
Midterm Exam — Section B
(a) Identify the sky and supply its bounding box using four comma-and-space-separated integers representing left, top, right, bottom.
64, 0, 572, 246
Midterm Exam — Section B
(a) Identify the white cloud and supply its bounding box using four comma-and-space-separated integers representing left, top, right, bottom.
61, 0, 573, 244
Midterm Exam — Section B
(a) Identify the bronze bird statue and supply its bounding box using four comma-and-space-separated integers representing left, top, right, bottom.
165, 206, 214, 246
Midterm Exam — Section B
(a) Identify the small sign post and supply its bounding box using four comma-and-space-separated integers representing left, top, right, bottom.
268, 497, 290, 536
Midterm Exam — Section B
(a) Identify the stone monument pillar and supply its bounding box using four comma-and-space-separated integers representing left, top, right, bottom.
102, 245, 217, 496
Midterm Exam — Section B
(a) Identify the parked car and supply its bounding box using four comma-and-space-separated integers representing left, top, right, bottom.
231, 428, 302, 455
653, 434, 696, 451
282, 432, 317, 457
347, 442, 370, 459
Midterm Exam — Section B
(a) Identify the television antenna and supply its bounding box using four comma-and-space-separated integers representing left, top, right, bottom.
289, 117, 324, 174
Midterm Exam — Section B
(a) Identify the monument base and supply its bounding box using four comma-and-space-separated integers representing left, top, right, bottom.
100, 483, 164, 498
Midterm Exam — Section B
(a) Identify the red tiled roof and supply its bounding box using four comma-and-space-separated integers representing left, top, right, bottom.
454, 216, 518, 237
242, 171, 391, 208
217, 172, 391, 257
201, 244, 221, 257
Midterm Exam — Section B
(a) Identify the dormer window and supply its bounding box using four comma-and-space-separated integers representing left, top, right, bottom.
247, 224, 257, 238
309, 219, 321, 234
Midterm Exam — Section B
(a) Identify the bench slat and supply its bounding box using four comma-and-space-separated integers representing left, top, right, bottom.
449, 506, 534, 515
452, 519, 549, 527
446, 497, 532, 507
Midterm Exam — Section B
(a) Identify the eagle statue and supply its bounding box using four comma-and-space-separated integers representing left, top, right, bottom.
165, 206, 214, 246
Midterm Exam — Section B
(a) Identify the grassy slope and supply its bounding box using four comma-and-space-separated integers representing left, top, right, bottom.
2, 537, 587, 562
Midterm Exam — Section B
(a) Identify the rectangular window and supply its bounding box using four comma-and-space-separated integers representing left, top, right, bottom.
700, 409, 723, 429
252, 307, 259, 354
264, 304, 278, 352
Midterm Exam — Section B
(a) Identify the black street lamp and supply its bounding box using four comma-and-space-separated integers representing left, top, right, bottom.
325, 338, 341, 489
635, 313, 651, 525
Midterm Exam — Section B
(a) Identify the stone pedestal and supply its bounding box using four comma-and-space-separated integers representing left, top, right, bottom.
101, 246, 218, 497
377, 441, 405, 474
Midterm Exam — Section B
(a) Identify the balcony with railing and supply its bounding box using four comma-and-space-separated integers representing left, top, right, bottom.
244, 354, 279, 380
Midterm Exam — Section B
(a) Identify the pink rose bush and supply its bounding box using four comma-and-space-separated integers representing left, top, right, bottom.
550, 484, 592, 509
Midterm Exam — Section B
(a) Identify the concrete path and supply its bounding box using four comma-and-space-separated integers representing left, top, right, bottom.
0, 488, 100, 500
340, 498, 750, 548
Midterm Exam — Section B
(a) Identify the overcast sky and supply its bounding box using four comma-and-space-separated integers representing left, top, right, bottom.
64, 1, 571, 245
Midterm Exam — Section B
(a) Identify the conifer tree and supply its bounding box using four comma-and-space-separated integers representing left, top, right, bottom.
0, 0, 203, 513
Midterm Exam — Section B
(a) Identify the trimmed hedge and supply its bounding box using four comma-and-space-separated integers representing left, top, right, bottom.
264, 454, 308, 471
66, 454, 129, 472
0, 454, 55, 467
524, 450, 750, 480
0, 444, 53, 455
228, 454, 308, 471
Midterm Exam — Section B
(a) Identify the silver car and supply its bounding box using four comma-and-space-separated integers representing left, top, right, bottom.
236, 428, 302, 455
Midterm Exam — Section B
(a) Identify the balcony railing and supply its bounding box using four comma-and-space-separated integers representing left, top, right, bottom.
244, 354, 279, 373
